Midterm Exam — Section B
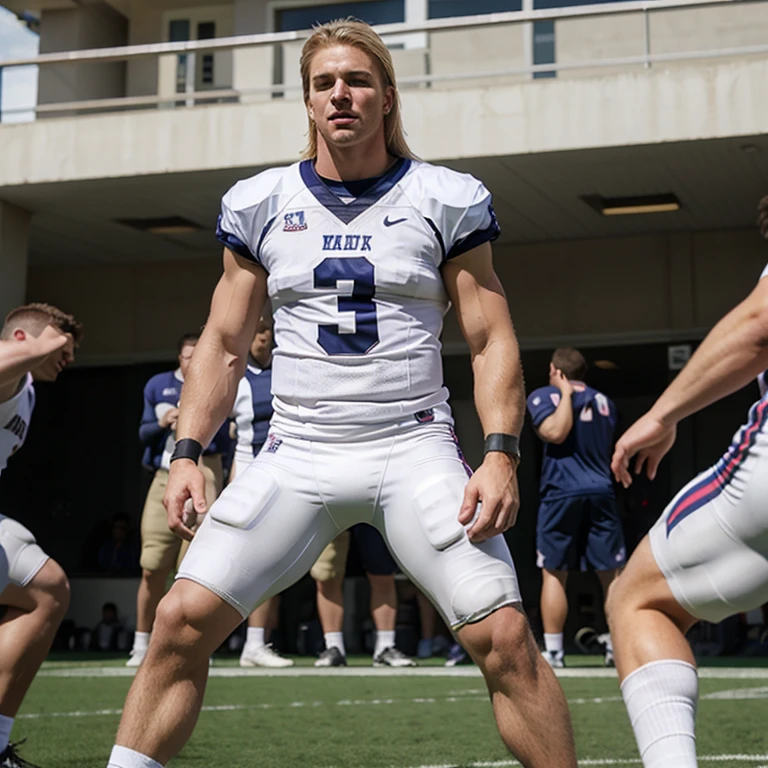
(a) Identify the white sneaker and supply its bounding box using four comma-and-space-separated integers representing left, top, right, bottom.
542, 650, 565, 668
373, 647, 417, 667
125, 648, 146, 668
240, 644, 294, 668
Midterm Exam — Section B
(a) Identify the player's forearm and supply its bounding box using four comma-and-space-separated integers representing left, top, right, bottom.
538, 396, 573, 444
652, 298, 768, 426
0, 337, 63, 385
471, 335, 526, 438
175, 336, 246, 448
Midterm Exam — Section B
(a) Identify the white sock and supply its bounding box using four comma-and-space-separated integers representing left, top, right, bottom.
132, 632, 150, 653
324, 632, 345, 656
0, 713, 14, 752
621, 659, 698, 768
603, 633, 614, 653
245, 627, 265, 648
375, 629, 396, 657
107, 745, 164, 768
544, 633, 564, 654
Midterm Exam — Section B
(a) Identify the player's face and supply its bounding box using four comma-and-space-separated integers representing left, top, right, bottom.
178, 343, 197, 379
307, 45, 394, 154
249, 324, 273, 360
31, 329, 75, 383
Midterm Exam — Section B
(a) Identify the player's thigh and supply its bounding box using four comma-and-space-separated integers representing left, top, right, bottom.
139, 471, 179, 573
353, 523, 397, 576
177, 442, 338, 618
379, 427, 520, 629
310, 531, 351, 582
0, 514, 49, 589
536, 497, 582, 571
584, 494, 626, 571
649, 466, 768, 623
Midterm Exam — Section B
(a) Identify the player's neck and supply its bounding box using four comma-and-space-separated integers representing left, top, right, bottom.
0, 375, 26, 405
314, 138, 393, 182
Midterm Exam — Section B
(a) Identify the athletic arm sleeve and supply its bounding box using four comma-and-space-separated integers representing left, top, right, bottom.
443, 181, 500, 261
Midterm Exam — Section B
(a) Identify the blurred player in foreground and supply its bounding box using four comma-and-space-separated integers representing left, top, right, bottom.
0, 303, 81, 768
607, 196, 768, 767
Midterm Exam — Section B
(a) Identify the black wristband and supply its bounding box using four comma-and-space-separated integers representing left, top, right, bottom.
170, 438, 203, 464
483, 433, 521, 463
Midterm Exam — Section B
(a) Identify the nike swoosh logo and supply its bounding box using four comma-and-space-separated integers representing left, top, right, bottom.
383, 216, 407, 227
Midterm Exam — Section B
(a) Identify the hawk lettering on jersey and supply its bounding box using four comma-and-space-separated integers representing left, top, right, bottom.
162, 387, 179, 397
283, 211, 308, 232
3, 414, 28, 442
322, 235, 372, 252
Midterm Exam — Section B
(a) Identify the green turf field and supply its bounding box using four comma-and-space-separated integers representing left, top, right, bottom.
11, 657, 768, 767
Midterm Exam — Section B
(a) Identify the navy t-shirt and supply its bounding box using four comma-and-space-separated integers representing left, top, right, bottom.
527, 383, 617, 500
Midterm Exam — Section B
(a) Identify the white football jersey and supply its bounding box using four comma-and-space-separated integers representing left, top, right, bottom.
0, 374, 35, 474
217, 159, 499, 439
760, 264, 768, 399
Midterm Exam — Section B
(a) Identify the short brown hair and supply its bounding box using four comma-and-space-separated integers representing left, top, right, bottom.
552, 347, 588, 380
758, 195, 768, 239
1, 302, 83, 345
177, 332, 200, 355
300, 19, 414, 161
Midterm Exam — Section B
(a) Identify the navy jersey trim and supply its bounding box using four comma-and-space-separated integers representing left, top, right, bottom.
424, 217, 446, 261
216, 215, 260, 265
446, 204, 501, 261
666, 398, 768, 535
299, 158, 411, 225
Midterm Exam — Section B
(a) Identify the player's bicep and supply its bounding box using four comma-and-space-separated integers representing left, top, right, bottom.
204, 248, 268, 358
442, 242, 515, 357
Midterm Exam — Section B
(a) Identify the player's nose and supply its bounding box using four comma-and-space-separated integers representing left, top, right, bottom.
330, 78, 351, 103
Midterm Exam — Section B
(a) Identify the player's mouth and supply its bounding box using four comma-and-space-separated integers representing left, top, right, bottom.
329, 111, 357, 126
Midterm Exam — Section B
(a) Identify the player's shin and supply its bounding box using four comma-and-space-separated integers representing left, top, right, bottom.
621, 659, 698, 768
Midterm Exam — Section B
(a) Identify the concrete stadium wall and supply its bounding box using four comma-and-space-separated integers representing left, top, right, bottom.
4, 56, 768, 186
25, 227, 766, 365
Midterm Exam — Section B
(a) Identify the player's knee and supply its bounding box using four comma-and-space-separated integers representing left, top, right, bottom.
466, 606, 535, 680
34, 560, 70, 619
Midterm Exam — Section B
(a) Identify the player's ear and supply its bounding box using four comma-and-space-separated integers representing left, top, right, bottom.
383, 86, 395, 116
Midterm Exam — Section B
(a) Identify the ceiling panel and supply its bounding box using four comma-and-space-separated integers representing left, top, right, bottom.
2, 133, 767, 266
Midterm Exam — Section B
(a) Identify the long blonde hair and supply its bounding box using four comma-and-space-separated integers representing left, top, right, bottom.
300, 19, 415, 160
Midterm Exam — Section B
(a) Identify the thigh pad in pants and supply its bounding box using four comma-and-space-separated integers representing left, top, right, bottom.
380, 427, 522, 629
0, 514, 48, 587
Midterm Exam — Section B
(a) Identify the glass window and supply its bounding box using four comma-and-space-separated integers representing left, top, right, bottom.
533, 19, 555, 78
428, 0, 520, 20
276, 0, 405, 32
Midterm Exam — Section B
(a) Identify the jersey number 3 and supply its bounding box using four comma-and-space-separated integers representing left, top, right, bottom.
314, 257, 379, 355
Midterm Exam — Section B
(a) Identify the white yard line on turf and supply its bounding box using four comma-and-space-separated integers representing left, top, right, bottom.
37, 665, 768, 679
16, 692, 626, 720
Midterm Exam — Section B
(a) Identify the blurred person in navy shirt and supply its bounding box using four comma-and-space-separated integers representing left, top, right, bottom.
98, 514, 140, 576
527, 348, 624, 668
127, 333, 232, 668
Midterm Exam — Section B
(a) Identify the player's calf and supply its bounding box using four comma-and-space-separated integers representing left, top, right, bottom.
459, 605, 577, 768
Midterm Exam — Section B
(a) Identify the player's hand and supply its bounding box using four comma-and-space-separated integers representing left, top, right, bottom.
612, 413, 677, 489
159, 407, 180, 429
163, 459, 208, 541
458, 453, 520, 543
549, 363, 573, 396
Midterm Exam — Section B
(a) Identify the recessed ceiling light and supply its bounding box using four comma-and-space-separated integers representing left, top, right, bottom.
118, 216, 202, 235
582, 194, 681, 216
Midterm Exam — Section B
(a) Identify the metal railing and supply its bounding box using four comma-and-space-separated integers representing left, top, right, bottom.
0, 0, 765, 121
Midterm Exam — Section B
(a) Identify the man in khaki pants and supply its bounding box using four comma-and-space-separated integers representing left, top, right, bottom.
127, 333, 231, 667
